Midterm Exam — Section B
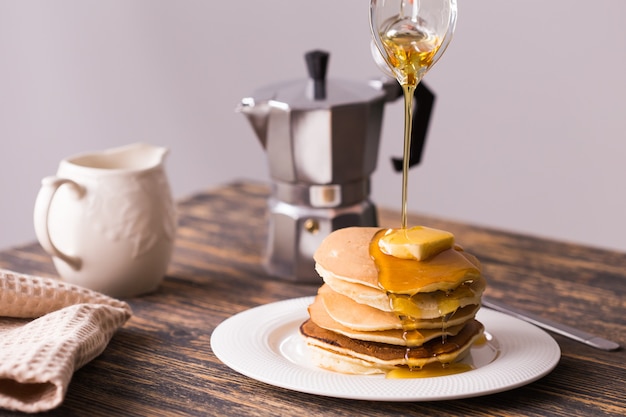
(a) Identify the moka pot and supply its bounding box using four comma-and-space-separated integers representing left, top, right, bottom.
238, 50, 434, 283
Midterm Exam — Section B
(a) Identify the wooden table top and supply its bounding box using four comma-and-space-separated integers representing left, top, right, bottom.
1, 180, 624, 416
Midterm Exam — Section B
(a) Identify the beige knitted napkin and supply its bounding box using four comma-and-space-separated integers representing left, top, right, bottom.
0, 269, 132, 413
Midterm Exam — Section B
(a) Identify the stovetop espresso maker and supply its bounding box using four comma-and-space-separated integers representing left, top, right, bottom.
238, 50, 434, 283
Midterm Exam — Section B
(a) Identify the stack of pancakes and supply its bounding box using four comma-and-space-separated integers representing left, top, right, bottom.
299, 227, 486, 375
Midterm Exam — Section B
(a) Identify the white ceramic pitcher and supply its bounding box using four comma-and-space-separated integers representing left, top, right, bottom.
34, 143, 177, 297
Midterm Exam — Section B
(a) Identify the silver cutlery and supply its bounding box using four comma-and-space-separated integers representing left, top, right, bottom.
482, 297, 620, 351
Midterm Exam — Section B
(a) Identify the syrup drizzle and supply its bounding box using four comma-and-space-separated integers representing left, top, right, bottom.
369, 229, 480, 378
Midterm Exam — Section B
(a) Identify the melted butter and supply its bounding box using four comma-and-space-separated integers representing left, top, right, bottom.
370, 229, 480, 295
387, 362, 473, 379
378, 226, 454, 260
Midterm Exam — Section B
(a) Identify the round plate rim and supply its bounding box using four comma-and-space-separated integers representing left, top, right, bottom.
211, 296, 561, 401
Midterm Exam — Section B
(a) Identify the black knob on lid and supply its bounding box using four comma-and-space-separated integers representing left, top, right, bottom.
305, 50, 329, 100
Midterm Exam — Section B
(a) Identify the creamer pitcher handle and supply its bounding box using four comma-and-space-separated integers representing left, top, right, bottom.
33, 176, 84, 270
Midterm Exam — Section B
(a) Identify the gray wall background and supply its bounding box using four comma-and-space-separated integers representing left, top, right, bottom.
1, 0, 625, 252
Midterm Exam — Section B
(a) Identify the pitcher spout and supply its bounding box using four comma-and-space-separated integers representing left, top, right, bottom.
106, 143, 168, 169
64, 143, 169, 173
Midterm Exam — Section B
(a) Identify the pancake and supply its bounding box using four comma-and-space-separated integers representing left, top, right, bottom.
317, 283, 480, 331
300, 318, 484, 374
313, 227, 380, 288
320, 269, 486, 318
302, 225, 487, 376
308, 291, 467, 346
314, 227, 482, 294
317, 265, 390, 311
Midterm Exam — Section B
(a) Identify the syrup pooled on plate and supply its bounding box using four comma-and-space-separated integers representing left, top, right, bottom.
387, 362, 473, 379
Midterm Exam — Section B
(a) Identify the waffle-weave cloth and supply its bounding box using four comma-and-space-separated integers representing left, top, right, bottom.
0, 269, 131, 413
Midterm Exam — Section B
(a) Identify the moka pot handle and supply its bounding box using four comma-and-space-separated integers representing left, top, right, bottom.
390, 82, 436, 171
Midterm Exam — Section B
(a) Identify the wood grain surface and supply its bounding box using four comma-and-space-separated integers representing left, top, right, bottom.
0, 181, 624, 417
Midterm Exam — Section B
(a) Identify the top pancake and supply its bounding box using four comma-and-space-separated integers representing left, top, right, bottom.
314, 227, 482, 294
314, 227, 380, 287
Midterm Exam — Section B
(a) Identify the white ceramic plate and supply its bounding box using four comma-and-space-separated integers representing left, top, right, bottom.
211, 297, 560, 401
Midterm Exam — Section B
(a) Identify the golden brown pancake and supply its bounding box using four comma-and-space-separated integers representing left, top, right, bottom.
308, 292, 467, 346
314, 227, 481, 294
317, 283, 480, 331
302, 226, 486, 375
300, 318, 484, 374
313, 227, 380, 287
320, 270, 486, 318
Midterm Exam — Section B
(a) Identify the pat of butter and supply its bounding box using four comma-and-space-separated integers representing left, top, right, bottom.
379, 226, 455, 261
